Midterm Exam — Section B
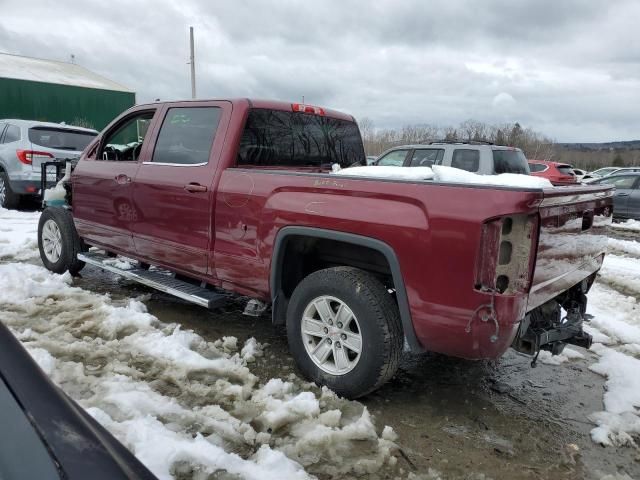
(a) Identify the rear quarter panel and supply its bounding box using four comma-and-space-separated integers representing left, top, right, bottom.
214, 170, 545, 359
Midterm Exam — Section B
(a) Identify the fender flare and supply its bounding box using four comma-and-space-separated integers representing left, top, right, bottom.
270, 226, 424, 352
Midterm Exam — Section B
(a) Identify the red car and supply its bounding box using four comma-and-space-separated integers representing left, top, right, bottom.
37, 99, 612, 398
528, 159, 578, 185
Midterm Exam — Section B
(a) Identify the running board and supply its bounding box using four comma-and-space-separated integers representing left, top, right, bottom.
78, 251, 227, 309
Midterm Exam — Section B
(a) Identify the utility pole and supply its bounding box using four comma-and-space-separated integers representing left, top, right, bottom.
189, 26, 196, 99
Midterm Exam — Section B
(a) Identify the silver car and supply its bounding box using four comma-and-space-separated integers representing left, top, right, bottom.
0, 119, 98, 208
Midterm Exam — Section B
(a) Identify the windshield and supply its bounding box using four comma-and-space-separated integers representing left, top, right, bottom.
29, 127, 97, 151
238, 109, 365, 169
492, 149, 530, 174
591, 167, 617, 176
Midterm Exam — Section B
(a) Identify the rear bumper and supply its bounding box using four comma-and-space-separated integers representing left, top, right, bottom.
6, 179, 40, 195
410, 291, 528, 360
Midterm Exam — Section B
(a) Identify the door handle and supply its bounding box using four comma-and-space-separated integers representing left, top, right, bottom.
616, 193, 630, 197
114, 174, 131, 184
184, 183, 207, 193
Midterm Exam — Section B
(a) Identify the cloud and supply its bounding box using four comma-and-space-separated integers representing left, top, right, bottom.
1, 0, 639, 142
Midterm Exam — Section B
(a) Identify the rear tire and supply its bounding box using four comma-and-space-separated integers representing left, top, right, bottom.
0, 171, 20, 209
38, 207, 86, 275
286, 266, 403, 399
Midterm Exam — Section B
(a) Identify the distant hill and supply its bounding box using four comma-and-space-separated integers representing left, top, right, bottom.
557, 140, 640, 151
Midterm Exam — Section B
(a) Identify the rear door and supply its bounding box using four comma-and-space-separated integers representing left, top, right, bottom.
131, 102, 230, 275
597, 175, 638, 217
72, 108, 157, 253
628, 178, 640, 219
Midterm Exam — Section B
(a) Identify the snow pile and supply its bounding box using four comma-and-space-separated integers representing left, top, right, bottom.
431, 165, 553, 188
607, 238, 640, 257
0, 262, 398, 480
597, 254, 640, 296
611, 219, 640, 232
0, 207, 40, 260
585, 274, 640, 447
536, 347, 585, 365
334, 165, 435, 181
333, 165, 553, 188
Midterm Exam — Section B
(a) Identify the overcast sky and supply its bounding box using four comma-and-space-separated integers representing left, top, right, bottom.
1, 0, 639, 142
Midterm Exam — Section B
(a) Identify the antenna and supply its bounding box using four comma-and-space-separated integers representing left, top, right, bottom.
189, 26, 196, 99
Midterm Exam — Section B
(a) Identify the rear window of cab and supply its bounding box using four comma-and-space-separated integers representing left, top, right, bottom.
493, 149, 530, 174
237, 109, 365, 169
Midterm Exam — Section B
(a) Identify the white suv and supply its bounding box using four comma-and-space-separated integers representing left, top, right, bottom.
373, 141, 530, 175
0, 119, 97, 208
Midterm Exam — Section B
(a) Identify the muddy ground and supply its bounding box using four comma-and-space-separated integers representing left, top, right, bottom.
66, 261, 639, 480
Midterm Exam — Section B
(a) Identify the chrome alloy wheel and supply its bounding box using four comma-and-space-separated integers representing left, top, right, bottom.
301, 295, 363, 375
42, 219, 63, 263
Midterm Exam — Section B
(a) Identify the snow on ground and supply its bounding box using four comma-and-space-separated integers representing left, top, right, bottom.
610, 219, 640, 232
607, 237, 640, 258
333, 164, 553, 188
0, 207, 40, 260
2, 204, 640, 470
0, 209, 397, 480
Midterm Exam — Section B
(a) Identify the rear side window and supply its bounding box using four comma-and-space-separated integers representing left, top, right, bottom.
410, 149, 444, 167
598, 175, 637, 189
557, 165, 575, 176
451, 149, 480, 172
238, 109, 365, 169
3, 125, 20, 143
29, 128, 96, 151
493, 150, 530, 174
376, 150, 408, 166
152, 107, 221, 165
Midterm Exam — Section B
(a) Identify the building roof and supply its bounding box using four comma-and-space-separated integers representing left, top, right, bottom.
0, 52, 134, 93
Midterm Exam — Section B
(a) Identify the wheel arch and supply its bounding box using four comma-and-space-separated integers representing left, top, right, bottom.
270, 226, 424, 352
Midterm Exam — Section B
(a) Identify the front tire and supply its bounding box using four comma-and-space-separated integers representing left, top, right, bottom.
38, 208, 86, 275
286, 267, 403, 398
0, 171, 20, 209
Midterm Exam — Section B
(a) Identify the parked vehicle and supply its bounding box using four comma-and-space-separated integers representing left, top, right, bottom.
374, 141, 530, 174
528, 159, 578, 186
0, 119, 98, 209
584, 166, 640, 184
572, 168, 587, 182
0, 321, 157, 480
589, 172, 640, 220
37, 99, 612, 398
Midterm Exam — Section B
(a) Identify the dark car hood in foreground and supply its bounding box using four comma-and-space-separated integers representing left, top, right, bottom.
0, 321, 157, 480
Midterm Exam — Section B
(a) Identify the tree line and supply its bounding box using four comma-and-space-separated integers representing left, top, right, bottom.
358, 118, 639, 171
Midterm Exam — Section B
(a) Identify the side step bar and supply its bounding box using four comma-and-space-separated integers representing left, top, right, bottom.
78, 251, 227, 309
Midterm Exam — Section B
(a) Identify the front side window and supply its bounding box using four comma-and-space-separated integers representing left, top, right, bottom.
493, 149, 529, 174
376, 150, 409, 166
598, 175, 637, 189
528, 163, 547, 172
101, 111, 155, 161
152, 107, 222, 165
3, 125, 20, 143
29, 128, 96, 151
410, 149, 444, 167
451, 149, 480, 172
0, 123, 6, 143
238, 109, 365, 169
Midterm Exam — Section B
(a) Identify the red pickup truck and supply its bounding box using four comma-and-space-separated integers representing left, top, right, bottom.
37, 99, 613, 398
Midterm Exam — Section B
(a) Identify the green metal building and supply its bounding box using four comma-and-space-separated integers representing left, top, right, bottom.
0, 53, 135, 130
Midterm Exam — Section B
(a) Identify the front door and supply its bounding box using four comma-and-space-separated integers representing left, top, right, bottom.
626, 177, 640, 220
131, 102, 230, 276
73, 109, 157, 253
598, 175, 638, 218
